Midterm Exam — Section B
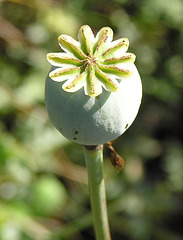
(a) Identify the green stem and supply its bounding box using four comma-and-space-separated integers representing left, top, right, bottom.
83, 145, 111, 240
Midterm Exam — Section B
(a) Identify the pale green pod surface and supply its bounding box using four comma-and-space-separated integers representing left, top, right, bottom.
45, 64, 142, 145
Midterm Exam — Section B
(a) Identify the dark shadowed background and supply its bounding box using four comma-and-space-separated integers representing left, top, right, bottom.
0, 0, 183, 239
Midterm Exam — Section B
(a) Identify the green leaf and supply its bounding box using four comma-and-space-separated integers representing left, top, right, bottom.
98, 64, 132, 77
95, 65, 119, 92
78, 25, 95, 57
101, 53, 136, 65
47, 53, 84, 67
93, 27, 113, 57
58, 35, 87, 59
49, 67, 81, 82
62, 66, 88, 92
101, 38, 129, 58
85, 65, 102, 97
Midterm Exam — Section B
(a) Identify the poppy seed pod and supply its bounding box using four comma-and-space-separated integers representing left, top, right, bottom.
45, 25, 142, 145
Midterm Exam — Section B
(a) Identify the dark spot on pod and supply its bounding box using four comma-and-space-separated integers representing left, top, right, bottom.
75, 131, 78, 134
125, 124, 128, 129
73, 137, 77, 140
60, 128, 62, 131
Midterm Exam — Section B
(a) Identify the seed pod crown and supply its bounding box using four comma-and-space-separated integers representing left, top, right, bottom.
47, 25, 136, 97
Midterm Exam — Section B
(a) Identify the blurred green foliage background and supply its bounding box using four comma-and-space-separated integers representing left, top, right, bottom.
0, 0, 183, 239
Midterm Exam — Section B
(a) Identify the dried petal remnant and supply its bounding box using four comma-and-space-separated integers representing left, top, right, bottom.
47, 25, 136, 97
107, 142, 124, 172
